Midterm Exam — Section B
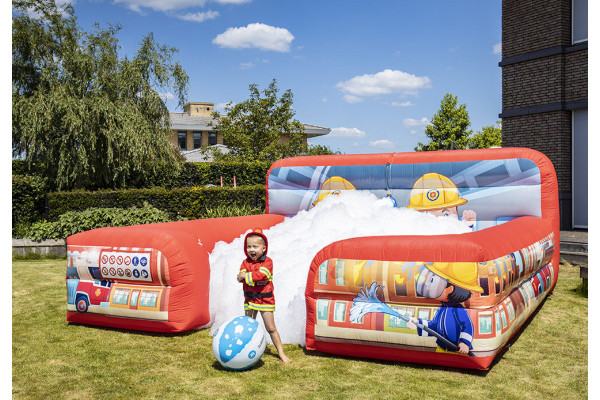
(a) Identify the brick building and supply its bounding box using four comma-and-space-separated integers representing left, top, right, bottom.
500, 0, 588, 229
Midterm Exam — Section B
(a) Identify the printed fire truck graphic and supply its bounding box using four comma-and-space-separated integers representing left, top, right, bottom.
66, 245, 170, 321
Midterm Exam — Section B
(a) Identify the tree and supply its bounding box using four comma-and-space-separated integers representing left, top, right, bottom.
468, 122, 502, 149
209, 79, 307, 162
12, 0, 189, 190
415, 93, 472, 151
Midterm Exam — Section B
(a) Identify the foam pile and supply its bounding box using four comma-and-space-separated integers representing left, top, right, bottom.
208, 190, 471, 346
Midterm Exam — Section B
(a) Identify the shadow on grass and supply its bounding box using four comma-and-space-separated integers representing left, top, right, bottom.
300, 293, 555, 377
66, 321, 206, 338
211, 359, 265, 372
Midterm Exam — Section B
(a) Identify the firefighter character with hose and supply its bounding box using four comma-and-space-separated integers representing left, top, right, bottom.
406, 262, 484, 355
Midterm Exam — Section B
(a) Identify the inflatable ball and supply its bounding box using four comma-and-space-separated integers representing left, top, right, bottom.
212, 316, 266, 371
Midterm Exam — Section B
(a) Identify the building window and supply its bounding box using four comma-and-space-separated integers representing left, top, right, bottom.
389, 306, 413, 328
335, 259, 345, 286
478, 277, 489, 297
193, 132, 202, 149
495, 309, 501, 332
113, 289, 130, 305
572, 109, 588, 228
208, 132, 217, 146
139, 291, 159, 308
318, 261, 328, 285
572, 0, 588, 43
417, 308, 431, 321
130, 290, 140, 306
317, 299, 329, 321
333, 302, 346, 322
178, 132, 187, 150
479, 312, 493, 335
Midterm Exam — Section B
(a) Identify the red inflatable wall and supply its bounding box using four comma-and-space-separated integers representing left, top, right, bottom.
66, 214, 284, 332
293, 148, 559, 369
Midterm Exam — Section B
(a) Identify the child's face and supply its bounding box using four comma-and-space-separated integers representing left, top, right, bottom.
246, 236, 266, 261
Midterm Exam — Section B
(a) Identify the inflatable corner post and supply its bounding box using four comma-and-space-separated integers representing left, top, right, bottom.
66, 147, 558, 369
66, 214, 285, 332
267, 148, 559, 370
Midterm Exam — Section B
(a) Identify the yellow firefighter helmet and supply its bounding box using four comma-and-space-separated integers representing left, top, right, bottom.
425, 262, 484, 293
407, 172, 467, 211
312, 176, 356, 206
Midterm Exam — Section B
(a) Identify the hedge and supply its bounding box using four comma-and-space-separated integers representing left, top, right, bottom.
22, 203, 172, 241
12, 174, 47, 227
13, 159, 271, 189
47, 185, 266, 221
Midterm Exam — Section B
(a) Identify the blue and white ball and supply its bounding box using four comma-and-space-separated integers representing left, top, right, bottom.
212, 316, 266, 371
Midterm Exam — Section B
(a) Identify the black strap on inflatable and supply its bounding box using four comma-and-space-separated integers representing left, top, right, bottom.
244, 291, 273, 299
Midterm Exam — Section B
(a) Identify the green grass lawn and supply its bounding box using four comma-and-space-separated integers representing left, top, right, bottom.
13, 259, 587, 400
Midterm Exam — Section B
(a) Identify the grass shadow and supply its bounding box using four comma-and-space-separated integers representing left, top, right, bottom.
66, 321, 204, 338
211, 359, 265, 372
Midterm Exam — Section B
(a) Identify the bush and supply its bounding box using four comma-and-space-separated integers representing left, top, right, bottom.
12, 174, 47, 230
22, 203, 172, 241
47, 185, 266, 221
169, 161, 271, 188
13, 159, 272, 190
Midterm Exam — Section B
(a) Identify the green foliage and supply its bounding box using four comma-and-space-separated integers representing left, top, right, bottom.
12, 0, 188, 191
468, 121, 503, 149
415, 93, 473, 151
12, 174, 47, 230
170, 161, 271, 188
303, 144, 341, 156
47, 185, 266, 221
203, 204, 264, 218
22, 203, 171, 240
210, 79, 306, 163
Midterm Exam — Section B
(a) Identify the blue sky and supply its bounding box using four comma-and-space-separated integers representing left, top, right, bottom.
31, 0, 502, 153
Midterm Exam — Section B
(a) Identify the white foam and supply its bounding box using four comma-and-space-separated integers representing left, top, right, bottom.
208, 190, 471, 346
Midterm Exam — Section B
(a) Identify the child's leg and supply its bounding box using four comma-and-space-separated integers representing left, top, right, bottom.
259, 311, 291, 363
245, 309, 258, 319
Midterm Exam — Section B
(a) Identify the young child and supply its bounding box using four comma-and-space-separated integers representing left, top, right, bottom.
236, 229, 291, 364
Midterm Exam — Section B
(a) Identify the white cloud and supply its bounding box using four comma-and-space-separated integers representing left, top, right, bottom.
493, 42, 502, 55
158, 91, 175, 100
410, 130, 426, 137
216, 0, 251, 3
239, 62, 254, 69
329, 127, 366, 138
114, 0, 205, 12
177, 10, 219, 22
114, 0, 249, 13
391, 101, 414, 107
337, 69, 431, 103
343, 94, 363, 104
213, 23, 294, 52
369, 139, 395, 148
403, 117, 429, 127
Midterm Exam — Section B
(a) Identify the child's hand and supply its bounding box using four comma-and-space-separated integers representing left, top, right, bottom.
237, 271, 246, 282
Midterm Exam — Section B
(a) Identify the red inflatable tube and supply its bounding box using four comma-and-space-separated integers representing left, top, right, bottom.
66, 214, 285, 332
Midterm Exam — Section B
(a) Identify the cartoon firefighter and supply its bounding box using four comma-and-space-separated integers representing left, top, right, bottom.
406, 262, 484, 355
406, 172, 476, 230
312, 176, 356, 206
